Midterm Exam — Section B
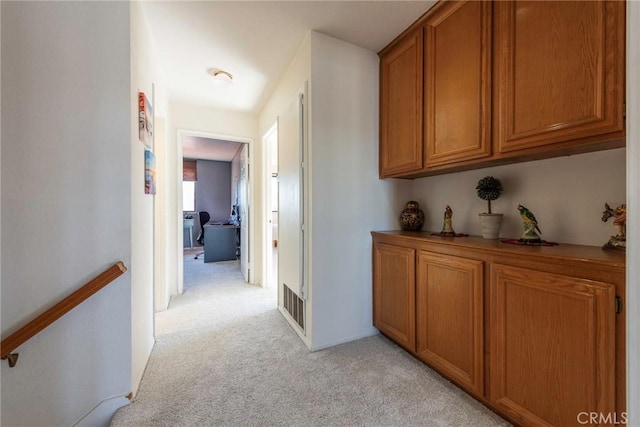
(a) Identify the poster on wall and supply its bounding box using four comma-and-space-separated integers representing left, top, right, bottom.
145, 149, 156, 195
138, 91, 153, 147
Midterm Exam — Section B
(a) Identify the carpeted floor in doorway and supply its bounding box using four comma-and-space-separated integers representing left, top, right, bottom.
110, 257, 510, 427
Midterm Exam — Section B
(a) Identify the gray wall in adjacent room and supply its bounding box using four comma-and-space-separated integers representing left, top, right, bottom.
196, 159, 232, 223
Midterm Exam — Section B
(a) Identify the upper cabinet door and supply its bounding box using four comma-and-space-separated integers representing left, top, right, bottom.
494, 1, 625, 154
424, 1, 492, 166
379, 29, 424, 177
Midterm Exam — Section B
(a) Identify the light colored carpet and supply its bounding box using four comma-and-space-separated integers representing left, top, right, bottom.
111, 257, 510, 427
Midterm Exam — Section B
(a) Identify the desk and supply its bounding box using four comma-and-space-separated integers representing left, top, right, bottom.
204, 224, 240, 262
183, 218, 194, 249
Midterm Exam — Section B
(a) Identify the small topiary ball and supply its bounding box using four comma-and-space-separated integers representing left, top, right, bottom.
476, 176, 503, 201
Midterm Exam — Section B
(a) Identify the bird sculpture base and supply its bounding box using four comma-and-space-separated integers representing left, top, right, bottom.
520, 238, 543, 244
521, 230, 542, 241
431, 232, 469, 237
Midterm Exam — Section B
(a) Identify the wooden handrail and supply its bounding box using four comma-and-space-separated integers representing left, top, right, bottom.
1, 261, 127, 366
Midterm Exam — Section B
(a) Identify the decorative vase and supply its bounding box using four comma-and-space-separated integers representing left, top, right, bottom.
400, 201, 425, 231
478, 213, 503, 239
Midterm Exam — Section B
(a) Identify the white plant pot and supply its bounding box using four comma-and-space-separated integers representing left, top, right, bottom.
478, 213, 503, 239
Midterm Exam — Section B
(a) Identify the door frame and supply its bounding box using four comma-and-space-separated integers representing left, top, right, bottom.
262, 121, 278, 289
626, 3, 640, 424
176, 129, 254, 295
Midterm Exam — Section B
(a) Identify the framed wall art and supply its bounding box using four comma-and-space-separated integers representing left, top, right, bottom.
145, 149, 156, 195
138, 91, 153, 147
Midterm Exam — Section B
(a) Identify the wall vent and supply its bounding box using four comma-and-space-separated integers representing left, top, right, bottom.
283, 283, 305, 331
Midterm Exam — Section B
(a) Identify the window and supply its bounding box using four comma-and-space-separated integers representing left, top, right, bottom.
183, 181, 195, 212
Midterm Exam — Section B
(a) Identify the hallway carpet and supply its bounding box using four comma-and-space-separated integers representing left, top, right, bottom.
111, 257, 510, 427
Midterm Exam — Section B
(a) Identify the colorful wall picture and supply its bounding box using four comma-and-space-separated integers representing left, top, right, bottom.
145, 149, 156, 195
138, 91, 153, 146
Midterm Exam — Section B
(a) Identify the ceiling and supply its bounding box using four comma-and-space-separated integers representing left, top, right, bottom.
182, 136, 243, 162
143, 1, 434, 160
141, 1, 435, 116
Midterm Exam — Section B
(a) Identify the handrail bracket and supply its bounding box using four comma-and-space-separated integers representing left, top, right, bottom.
2, 353, 19, 367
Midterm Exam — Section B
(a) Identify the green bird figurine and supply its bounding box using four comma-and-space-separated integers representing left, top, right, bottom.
517, 204, 541, 240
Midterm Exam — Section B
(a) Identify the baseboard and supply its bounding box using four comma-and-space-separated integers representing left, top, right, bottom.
278, 306, 312, 349
277, 308, 381, 352
73, 393, 131, 427
132, 337, 156, 398
310, 327, 379, 352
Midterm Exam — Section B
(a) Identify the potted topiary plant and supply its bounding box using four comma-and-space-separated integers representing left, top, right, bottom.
476, 176, 504, 239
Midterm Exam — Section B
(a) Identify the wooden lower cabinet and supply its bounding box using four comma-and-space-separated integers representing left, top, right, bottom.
489, 264, 616, 427
371, 232, 625, 427
373, 242, 416, 352
416, 251, 484, 396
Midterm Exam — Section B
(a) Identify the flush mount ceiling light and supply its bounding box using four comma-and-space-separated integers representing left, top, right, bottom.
208, 68, 233, 86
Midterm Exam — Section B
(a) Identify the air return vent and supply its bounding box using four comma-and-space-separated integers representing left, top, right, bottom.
283, 283, 305, 331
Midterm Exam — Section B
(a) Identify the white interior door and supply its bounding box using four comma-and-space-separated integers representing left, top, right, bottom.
278, 87, 305, 299
263, 124, 278, 289
239, 144, 249, 282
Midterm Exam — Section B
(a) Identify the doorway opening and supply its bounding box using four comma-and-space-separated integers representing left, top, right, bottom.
178, 130, 253, 295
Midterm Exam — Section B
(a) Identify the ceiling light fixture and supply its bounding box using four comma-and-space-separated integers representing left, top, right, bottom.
208, 68, 233, 86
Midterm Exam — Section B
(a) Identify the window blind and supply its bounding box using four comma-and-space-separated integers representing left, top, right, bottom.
183, 159, 197, 181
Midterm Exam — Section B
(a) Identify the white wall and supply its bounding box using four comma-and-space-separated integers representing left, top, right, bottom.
168, 102, 258, 294
130, 1, 167, 396
307, 32, 412, 350
258, 32, 413, 350
258, 33, 312, 346
171, 102, 258, 144
0, 3, 3, 421
411, 148, 626, 246
154, 117, 170, 312
259, 35, 310, 135
626, 2, 639, 424
1, 2, 132, 425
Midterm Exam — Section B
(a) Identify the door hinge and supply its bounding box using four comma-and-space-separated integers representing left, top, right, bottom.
615, 296, 623, 314
623, 103, 626, 120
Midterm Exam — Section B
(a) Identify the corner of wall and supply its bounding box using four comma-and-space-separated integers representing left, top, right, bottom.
278, 307, 312, 350
0, 3, 3, 422
130, 0, 163, 397
626, 2, 639, 425
306, 32, 393, 350
309, 328, 379, 353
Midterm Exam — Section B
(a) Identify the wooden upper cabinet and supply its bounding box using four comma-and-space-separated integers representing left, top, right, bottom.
424, 1, 492, 166
494, 1, 625, 154
379, 29, 424, 177
489, 264, 616, 426
416, 251, 484, 396
378, 0, 625, 178
373, 242, 416, 352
